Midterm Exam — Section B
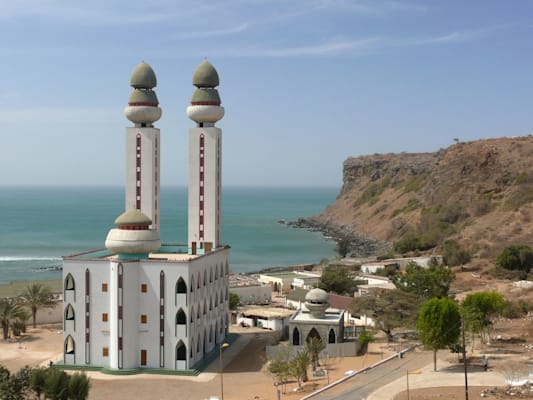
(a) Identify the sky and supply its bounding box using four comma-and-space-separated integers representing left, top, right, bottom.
1, 0, 532, 188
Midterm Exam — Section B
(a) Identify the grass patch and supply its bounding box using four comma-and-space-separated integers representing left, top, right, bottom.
391, 198, 421, 218
403, 174, 428, 193
0, 279, 62, 298
354, 177, 391, 207
505, 187, 533, 210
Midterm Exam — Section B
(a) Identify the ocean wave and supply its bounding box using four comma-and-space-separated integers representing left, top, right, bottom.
0, 257, 62, 262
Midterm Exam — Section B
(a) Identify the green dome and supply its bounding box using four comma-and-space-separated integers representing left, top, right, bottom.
130, 62, 157, 89
115, 209, 152, 226
128, 89, 159, 106
191, 88, 221, 105
192, 60, 219, 88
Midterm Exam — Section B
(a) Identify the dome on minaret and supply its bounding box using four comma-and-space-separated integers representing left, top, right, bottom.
187, 60, 224, 124
130, 62, 157, 89
305, 288, 329, 318
192, 60, 220, 88
125, 62, 162, 125
105, 209, 161, 256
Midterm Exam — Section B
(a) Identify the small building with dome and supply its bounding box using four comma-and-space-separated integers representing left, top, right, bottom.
288, 288, 345, 346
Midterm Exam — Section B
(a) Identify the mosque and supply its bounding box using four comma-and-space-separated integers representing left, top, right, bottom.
62, 60, 230, 371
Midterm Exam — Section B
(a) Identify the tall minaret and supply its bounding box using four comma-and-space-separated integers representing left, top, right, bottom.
187, 60, 224, 253
124, 62, 162, 231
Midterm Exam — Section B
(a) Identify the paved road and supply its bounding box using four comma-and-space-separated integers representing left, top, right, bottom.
313, 350, 434, 400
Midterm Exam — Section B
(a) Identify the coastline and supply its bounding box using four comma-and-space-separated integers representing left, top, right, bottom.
0, 279, 62, 297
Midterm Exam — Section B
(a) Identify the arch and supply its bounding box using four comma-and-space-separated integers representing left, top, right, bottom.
306, 328, 321, 342
65, 304, 75, 321
292, 327, 301, 346
176, 277, 187, 294
64, 273, 75, 291
176, 340, 186, 361
176, 308, 186, 325
328, 329, 336, 344
65, 335, 75, 354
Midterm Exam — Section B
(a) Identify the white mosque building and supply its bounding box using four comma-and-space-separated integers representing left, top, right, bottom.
62, 60, 230, 371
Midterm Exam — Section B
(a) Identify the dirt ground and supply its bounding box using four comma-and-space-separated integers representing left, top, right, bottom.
1, 318, 532, 400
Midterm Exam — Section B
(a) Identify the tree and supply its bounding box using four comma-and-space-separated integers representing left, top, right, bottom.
416, 298, 461, 371
496, 245, 533, 273
0, 298, 26, 340
19, 283, 55, 328
30, 367, 48, 400
68, 372, 91, 400
0, 366, 32, 400
357, 329, 375, 355
318, 264, 356, 295
462, 291, 504, 350
334, 234, 351, 258
229, 292, 240, 310
306, 337, 326, 371
44, 368, 70, 400
267, 346, 292, 394
442, 240, 471, 267
289, 349, 310, 388
351, 289, 421, 340
393, 262, 454, 299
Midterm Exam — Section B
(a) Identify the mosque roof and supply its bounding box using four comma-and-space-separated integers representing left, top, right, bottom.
192, 60, 219, 87
305, 288, 329, 303
130, 62, 157, 89
191, 88, 221, 105
114, 209, 152, 226
128, 89, 159, 106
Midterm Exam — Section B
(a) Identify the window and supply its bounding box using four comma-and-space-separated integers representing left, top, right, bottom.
141, 284, 147, 293
141, 350, 147, 366
65, 273, 75, 291
141, 314, 147, 324
102, 313, 108, 322
102, 283, 108, 292
103, 347, 109, 357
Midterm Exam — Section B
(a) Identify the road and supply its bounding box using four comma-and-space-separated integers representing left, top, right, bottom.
312, 350, 434, 400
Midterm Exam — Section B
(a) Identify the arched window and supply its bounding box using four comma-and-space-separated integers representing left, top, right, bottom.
328, 329, 336, 344
190, 276, 195, 293
176, 340, 186, 361
176, 308, 186, 325
190, 306, 195, 323
306, 328, 321, 342
292, 328, 300, 346
65, 304, 75, 321
65, 335, 75, 354
176, 277, 187, 294
65, 273, 75, 290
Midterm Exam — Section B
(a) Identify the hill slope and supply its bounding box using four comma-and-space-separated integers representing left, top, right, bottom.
311, 136, 533, 264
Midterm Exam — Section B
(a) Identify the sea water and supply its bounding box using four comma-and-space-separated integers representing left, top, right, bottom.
0, 186, 337, 284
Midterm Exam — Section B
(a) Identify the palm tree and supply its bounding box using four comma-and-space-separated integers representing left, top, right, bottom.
19, 284, 55, 328
289, 349, 310, 388
306, 337, 326, 371
68, 372, 90, 400
0, 298, 26, 339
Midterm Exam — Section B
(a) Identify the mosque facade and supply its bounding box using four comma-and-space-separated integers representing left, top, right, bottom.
62, 60, 229, 371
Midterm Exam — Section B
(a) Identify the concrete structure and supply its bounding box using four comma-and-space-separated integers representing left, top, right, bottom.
259, 271, 320, 294
235, 306, 293, 334
289, 288, 344, 346
62, 61, 230, 371
229, 274, 271, 305
355, 274, 396, 296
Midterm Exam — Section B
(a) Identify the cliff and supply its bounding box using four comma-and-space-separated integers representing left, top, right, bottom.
310, 136, 533, 263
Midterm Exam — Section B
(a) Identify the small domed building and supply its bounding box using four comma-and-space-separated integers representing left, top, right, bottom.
289, 288, 345, 346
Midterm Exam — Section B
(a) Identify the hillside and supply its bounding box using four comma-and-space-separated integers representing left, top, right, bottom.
308, 136, 533, 267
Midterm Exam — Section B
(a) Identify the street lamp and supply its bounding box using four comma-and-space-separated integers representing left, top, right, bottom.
220, 342, 230, 400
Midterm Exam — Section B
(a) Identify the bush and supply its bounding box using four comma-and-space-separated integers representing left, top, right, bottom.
442, 240, 471, 266
496, 245, 533, 273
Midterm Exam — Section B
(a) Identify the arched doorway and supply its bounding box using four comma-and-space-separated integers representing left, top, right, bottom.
328, 329, 336, 344
292, 327, 300, 346
306, 327, 321, 342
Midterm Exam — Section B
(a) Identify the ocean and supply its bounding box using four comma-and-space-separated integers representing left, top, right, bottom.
0, 186, 337, 284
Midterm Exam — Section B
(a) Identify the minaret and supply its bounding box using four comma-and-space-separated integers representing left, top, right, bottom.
124, 62, 162, 231
187, 60, 224, 253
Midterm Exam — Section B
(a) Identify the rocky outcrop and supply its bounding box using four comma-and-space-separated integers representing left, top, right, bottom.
304, 136, 533, 262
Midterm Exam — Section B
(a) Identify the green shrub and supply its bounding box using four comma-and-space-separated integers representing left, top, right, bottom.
442, 240, 471, 266
404, 174, 428, 193
354, 177, 391, 207
496, 245, 533, 273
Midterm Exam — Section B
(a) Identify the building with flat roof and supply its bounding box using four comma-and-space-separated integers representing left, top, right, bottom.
62, 60, 229, 371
